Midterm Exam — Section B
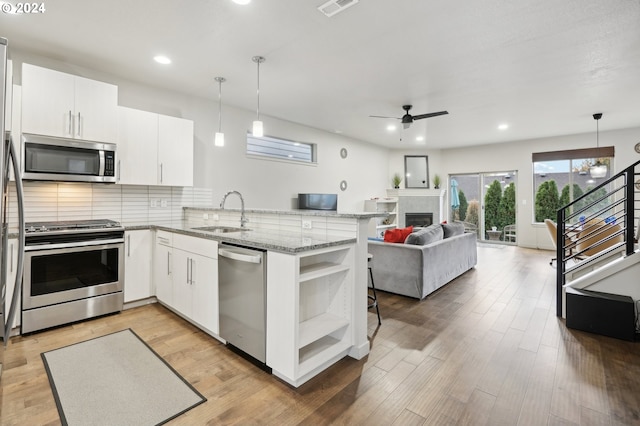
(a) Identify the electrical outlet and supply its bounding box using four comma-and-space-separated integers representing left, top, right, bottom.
213, 214, 219, 221
302, 220, 312, 229
150, 199, 158, 208
203, 213, 209, 220
160, 199, 168, 208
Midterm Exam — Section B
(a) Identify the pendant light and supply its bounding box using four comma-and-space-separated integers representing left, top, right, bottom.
252, 56, 265, 137
589, 113, 607, 179
214, 77, 226, 147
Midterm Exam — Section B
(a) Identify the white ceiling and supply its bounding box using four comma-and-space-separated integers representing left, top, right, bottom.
1, 0, 639, 149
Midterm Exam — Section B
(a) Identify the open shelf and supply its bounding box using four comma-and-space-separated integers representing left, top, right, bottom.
298, 312, 349, 348
299, 262, 350, 282
298, 336, 351, 377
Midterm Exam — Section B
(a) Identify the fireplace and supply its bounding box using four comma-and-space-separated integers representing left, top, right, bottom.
405, 213, 433, 227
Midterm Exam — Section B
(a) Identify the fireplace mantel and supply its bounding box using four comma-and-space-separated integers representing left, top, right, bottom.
387, 188, 447, 227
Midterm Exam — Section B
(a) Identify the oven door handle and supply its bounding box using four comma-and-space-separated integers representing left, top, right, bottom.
25, 238, 124, 252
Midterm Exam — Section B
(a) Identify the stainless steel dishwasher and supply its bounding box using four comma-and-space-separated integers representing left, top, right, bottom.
218, 243, 268, 367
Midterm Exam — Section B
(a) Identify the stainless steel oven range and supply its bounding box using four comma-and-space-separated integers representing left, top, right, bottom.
21, 219, 124, 334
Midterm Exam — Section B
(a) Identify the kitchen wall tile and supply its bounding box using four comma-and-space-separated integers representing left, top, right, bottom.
121, 185, 149, 225
58, 183, 93, 221
23, 181, 58, 222
92, 184, 122, 221
148, 186, 172, 222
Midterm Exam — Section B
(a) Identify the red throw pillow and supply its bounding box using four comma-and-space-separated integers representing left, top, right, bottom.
400, 226, 414, 241
383, 229, 402, 243
384, 226, 414, 243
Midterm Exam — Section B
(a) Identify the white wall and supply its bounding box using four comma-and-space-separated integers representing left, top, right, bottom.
389, 127, 640, 248
10, 50, 390, 213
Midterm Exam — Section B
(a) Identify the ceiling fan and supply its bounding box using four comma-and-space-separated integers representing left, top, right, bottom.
370, 105, 449, 129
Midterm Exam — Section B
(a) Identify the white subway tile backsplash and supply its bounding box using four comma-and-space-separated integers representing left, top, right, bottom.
57, 183, 93, 221
92, 184, 122, 221
23, 181, 58, 222
8, 182, 212, 229
121, 185, 149, 225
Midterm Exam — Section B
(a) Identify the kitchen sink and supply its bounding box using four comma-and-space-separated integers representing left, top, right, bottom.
191, 226, 251, 233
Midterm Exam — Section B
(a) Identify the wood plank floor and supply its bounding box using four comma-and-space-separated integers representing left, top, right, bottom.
1, 245, 639, 425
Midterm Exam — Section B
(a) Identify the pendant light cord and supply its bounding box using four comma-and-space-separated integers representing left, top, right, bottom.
218, 79, 222, 132
256, 59, 260, 119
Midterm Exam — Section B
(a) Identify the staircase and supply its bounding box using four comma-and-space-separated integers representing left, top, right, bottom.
555, 159, 640, 339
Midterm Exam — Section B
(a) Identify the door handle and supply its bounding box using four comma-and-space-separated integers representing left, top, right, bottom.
68, 110, 72, 136
167, 252, 171, 275
77, 112, 82, 137
127, 235, 131, 257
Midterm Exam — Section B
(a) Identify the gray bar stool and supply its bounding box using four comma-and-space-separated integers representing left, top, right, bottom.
367, 253, 381, 325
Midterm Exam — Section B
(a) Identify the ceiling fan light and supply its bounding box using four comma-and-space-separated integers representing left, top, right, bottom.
252, 120, 264, 137
214, 132, 225, 147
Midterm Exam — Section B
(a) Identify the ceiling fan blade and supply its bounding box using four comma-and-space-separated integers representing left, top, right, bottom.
411, 111, 449, 121
369, 115, 400, 119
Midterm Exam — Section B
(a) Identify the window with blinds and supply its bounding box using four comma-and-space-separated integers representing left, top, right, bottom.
246, 133, 316, 164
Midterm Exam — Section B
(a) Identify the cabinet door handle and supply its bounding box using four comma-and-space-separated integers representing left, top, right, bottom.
117, 160, 121, 181
167, 252, 171, 275
127, 235, 131, 257
160, 163, 163, 183
68, 110, 73, 136
10, 242, 13, 272
77, 112, 82, 137
190, 258, 195, 285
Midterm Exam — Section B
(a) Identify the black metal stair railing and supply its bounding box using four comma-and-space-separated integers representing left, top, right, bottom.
555, 159, 640, 317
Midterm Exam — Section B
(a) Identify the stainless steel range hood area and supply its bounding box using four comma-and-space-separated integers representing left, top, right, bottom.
21, 133, 117, 183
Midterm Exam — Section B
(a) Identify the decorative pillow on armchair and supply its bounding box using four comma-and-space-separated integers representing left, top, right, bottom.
384, 226, 414, 243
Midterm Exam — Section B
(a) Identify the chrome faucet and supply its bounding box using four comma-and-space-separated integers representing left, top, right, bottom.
220, 190, 249, 228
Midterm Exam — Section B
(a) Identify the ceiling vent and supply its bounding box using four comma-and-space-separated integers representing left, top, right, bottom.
317, 0, 359, 17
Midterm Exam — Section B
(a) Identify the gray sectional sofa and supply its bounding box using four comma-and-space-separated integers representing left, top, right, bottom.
367, 223, 478, 299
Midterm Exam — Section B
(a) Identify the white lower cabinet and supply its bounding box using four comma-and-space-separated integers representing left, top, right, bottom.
124, 230, 153, 303
267, 244, 354, 387
154, 231, 174, 305
153, 230, 219, 335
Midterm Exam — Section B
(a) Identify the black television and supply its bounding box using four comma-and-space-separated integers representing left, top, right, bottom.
298, 193, 337, 211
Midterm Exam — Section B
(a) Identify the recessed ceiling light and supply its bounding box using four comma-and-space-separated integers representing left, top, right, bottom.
154, 55, 171, 65
416, 136, 425, 142
386, 124, 397, 131
498, 123, 509, 130
232, 0, 251, 4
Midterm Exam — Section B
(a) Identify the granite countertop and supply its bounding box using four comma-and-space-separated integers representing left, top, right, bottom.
183, 206, 386, 219
127, 221, 357, 253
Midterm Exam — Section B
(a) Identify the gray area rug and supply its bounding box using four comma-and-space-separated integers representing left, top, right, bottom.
41, 329, 206, 426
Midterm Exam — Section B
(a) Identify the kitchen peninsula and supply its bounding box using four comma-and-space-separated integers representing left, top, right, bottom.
143, 206, 386, 387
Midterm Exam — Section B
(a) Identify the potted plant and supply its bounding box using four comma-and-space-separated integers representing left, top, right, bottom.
392, 173, 402, 189
433, 174, 441, 189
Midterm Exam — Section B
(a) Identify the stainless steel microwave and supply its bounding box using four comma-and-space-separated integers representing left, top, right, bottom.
22, 133, 117, 183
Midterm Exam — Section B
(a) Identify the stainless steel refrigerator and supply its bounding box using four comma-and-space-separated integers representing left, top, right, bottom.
0, 36, 26, 382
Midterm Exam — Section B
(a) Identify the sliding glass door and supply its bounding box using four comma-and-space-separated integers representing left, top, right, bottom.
450, 171, 517, 243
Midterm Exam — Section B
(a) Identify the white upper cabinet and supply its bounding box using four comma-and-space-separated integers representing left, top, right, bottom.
21, 63, 118, 142
117, 108, 193, 186
117, 107, 158, 185
158, 114, 194, 187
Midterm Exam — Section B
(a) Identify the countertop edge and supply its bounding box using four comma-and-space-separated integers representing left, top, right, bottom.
130, 224, 357, 253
